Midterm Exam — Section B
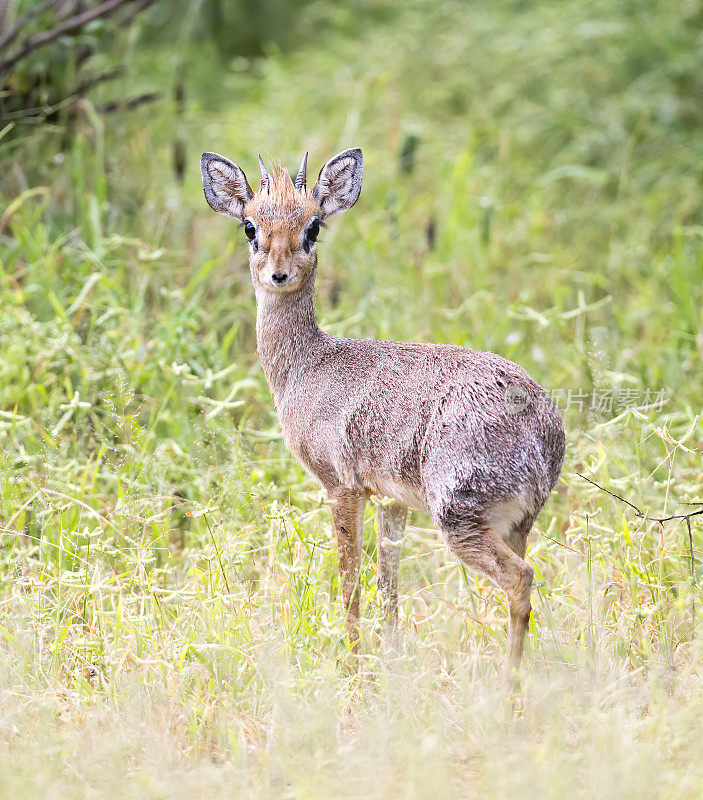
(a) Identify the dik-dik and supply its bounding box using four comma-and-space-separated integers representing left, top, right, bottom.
201, 147, 565, 670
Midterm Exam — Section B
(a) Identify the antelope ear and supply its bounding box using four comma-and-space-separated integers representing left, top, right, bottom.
201, 152, 253, 220
313, 148, 363, 218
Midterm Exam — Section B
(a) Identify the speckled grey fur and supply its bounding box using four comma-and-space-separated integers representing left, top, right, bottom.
257, 282, 564, 532
201, 147, 566, 669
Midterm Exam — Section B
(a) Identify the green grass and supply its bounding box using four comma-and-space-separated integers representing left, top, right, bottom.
0, 1, 702, 797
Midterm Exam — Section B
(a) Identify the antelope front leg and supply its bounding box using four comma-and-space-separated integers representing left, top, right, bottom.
376, 500, 407, 633
329, 488, 365, 651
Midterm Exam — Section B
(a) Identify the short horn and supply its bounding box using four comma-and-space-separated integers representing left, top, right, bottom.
258, 154, 271, 190
294, 151, 308, 191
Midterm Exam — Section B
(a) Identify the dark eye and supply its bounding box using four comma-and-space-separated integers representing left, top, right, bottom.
244, 221, 256, 241
306, 219, 320, 242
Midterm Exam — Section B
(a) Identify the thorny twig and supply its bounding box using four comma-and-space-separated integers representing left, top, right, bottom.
575, 471, 703, 638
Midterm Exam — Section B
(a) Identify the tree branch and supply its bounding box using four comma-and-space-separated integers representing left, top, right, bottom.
0, 0, 57, 53
96, 90, 160, 113
0, 66, 124, 120
575, 472, 703, 524
0, 0, 137, 75
575, 470, 703, 638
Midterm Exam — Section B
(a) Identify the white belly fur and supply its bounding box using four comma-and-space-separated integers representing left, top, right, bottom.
486, 490, 534, 545
366, 474, 427, 511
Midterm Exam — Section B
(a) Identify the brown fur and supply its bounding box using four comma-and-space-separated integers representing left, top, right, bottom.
200, 148, 566, 671
246, 164, 319, 236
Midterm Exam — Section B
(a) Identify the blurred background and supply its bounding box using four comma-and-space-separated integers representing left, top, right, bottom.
0, 1, 702, 797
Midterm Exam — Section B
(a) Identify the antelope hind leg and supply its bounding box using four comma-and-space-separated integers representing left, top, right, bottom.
441, 521, 534, 673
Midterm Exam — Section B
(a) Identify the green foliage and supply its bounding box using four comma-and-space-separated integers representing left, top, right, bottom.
0, 1, 702, 797
1, 3, 133, 134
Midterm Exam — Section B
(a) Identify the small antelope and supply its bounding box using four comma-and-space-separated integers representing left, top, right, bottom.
201, 147, 565, 669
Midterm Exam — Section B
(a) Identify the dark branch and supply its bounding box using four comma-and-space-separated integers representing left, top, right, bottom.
575, 470, 702, 637
71, 65, 124, 97
0, 0, 137, 75
0, 0, 57, 53
0, 67, 125, 120
575, 472, 703, 524
96, 90, 160, 113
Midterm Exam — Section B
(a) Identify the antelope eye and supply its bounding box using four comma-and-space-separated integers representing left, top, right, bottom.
244, 221, 256, 241
306, 219, 319, 242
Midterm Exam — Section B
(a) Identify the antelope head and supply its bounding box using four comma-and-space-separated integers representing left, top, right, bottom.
200, 148, 363, 294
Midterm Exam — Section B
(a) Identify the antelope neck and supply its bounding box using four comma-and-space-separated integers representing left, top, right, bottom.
255, 277, 320, 400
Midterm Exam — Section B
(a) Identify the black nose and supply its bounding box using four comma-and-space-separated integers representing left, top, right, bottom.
272, 273, 288, 285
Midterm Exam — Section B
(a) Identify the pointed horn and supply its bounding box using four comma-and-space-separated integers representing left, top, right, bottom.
294, 151, 308, 191
258, 154, 271, 189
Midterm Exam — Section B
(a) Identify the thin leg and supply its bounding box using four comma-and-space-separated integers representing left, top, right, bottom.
505, 518, 535, 672
442, 523, 534, 672
329, 487, 365, 650
376, 500, 407, 629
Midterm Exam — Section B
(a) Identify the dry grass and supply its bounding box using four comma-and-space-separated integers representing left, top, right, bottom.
0, 0, 702, 796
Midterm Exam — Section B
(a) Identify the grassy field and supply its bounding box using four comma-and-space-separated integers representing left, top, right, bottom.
1, 1, 702, 797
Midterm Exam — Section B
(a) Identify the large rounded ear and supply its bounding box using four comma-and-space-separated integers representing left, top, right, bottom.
201, 152, 253, 220
312, 148, 363, 218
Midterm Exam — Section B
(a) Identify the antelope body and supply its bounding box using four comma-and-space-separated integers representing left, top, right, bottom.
201, 147, 565, 669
